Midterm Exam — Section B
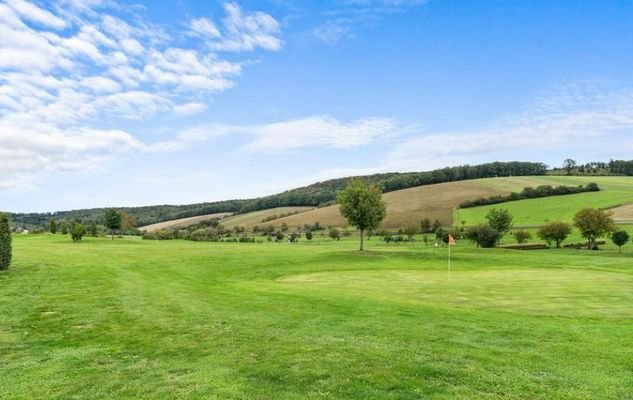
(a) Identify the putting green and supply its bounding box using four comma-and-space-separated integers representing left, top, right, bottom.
279, 268, 633, 317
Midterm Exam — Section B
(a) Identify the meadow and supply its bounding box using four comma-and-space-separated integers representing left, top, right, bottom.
2, 234, 632, 399
457, 176, 633, 226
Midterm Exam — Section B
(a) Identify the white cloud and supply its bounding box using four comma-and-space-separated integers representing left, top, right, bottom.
154, 116, 402, 154
0, 1, 282, 190
5, 0, 68, 30
243, 116, 398, 152
189, 2, 282, 52
189, 17, 221, 39
386, 84, 633, 169
173, 102, 207, 116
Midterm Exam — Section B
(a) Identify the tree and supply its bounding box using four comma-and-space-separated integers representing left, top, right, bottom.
573, 208, 616, 250
275, 231, 285, 241
611, 230, 630, 253
328, 227, 341, 241
464, 224, 500, 248
49, 220, 57, 234
0, 213, 12, 270
120, 211, 135, 231
60, 220, 68, 235
435, 227, 449, 244
420, 218, 432, 233
563, 158, 577, 175
404, 225, 418, 242
486, 208, 513, 242
104, 209, 122, 240
89, 222, 98, 237
337, 179, 386, 250
305, 230, 313, 241
70, 220, 87, 242
431, 219, 442, 232
537, 221, 572, 248
513, 230, 531, 244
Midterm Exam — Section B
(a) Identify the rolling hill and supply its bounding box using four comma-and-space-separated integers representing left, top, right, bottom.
456, 176, 633, 227
223, 175, 633, 230
138, 213, 234, 232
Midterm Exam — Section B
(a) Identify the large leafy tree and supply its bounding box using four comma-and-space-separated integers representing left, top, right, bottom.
537, 221, 572, 248
104, 209, 122, 240
337, 179, 386, 250
573, 208, 616, 250
0, 213, 12, 270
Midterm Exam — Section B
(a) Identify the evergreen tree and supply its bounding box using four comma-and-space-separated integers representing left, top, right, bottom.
60, 220, 68, 235
89, 222, 98, 237
49, 220, 57, 234
0, 213, 11, 270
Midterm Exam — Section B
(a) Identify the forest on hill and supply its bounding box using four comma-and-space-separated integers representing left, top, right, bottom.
8, 160, 633, 228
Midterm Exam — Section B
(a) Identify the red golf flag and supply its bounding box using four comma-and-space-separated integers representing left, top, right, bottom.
448, 234, 456, 246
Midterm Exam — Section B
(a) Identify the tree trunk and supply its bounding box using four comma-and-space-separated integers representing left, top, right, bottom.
360, 229, 364, 251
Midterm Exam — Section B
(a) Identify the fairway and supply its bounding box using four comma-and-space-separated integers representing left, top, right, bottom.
2, 235, 633, 399
280, 269, 633, 317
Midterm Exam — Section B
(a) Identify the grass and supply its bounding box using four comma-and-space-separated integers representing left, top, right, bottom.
2, 234, 633, 399
456, 176, 633, 226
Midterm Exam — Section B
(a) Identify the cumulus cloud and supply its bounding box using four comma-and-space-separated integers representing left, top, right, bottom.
0, 1, 282, 190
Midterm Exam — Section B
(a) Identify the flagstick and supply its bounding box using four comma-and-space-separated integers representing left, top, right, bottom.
448, 241, 451, 281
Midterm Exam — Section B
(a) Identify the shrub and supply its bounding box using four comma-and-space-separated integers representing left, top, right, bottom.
465, 224, 500, 248
537, 221, 572, 248
70, 221, 87, 242
513, 230, 532, 244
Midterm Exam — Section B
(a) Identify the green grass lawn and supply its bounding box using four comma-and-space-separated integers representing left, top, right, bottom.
2, 234, 633, 399
457, 176, 633, 226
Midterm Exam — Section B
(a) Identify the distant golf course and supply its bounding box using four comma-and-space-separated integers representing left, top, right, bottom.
2, 234, 632, 399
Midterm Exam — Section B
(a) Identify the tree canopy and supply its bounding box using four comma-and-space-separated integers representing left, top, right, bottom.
573, 208, 616, 250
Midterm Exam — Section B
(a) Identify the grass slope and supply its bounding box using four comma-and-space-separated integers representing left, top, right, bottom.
2, 235, 633, 399
219, 207, 314, 228
138, 212, 233, 232
269, 179, 515, 229
457, 176, 633, 226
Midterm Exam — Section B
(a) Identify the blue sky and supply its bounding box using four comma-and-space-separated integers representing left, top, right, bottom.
2, 0, 633, 212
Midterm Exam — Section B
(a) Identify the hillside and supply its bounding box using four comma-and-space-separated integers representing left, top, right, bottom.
231, 175, 633, 230
138, 213, 233, 232
456, 176, 633, 226
220, 207, 314, 229
251, 178, 520, 229
7, 161, 547, 228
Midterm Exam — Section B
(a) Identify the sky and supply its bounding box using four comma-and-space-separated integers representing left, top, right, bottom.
2, 0, 633, 212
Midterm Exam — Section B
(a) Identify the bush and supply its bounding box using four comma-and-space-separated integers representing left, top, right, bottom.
70, 221, 87, 242
513, 230, 532, 244
465, 224, 500, 248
